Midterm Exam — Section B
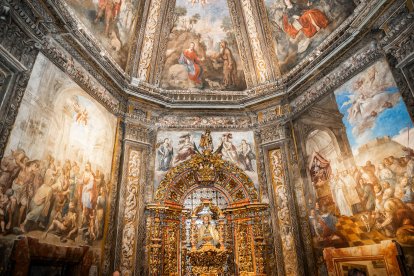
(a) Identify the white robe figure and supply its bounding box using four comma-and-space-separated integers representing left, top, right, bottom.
330, 176, 352, 216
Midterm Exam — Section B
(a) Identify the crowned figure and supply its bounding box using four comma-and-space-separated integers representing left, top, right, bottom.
197, 213, 220, 249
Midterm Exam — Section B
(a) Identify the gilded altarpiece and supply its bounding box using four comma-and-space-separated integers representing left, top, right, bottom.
146, 151, 270, 275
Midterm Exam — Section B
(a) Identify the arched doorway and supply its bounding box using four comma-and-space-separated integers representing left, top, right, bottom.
147, 151, 268, 275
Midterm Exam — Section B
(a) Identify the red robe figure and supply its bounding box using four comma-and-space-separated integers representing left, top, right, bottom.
178, 42, 203, 87
282, 0, 329, 39
95, 0, 122, 36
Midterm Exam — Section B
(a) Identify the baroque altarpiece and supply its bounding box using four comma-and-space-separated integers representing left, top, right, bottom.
0, 0, 414, 275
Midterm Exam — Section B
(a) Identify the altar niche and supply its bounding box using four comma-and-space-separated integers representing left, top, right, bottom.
146, 150, 269, 275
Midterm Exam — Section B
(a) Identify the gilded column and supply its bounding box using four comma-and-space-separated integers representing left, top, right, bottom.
268, 149, 300, 276
136, 0, 163, 81
119, 150, 142, 276
239, 0, 270, 83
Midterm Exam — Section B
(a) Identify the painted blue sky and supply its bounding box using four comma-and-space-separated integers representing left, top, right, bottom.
175, 0, 231, 45
336, 90, 413, 150
176, 0, 229, 22
334, 61, 414, 153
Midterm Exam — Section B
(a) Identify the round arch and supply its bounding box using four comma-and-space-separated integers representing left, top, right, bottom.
154, 151, 259, 206
305, 127, 343, 170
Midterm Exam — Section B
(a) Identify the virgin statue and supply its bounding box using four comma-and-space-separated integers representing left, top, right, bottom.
197, 214, 220, 249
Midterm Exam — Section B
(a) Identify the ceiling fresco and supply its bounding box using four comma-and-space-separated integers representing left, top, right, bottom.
160, 0, 247, 91
265, 0, 355, 73
65, 0, 141, 69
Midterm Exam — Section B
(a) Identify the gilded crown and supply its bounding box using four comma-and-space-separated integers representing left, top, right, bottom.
195, 162, 216, 184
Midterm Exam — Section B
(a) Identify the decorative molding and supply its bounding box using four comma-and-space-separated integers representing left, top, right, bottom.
381, 12, 414, 66
240, 0, 269, 84
0, 13, 40, 158
254, 131, 269, 203
156, 114, 253, 129
227, 0, 254, 87
41, 40, 121, 113
125, 123, 151, 144
119, 149, 142, 276
151, 0, 176, 86
125, 0, 146, 76
136, 0, 163, 81
259, 125, 286, 145
254, 0, 281, 78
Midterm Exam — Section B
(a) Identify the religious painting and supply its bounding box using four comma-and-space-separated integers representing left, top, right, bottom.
160, 0, 247, 91
0, 54, 117, 251
154, 130, 258, 190
264, 0, 355, 73
65, 0, 141, 69
304, 60, 414, 274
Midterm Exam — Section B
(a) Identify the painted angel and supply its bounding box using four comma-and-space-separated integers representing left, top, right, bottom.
72, 97, 88, 126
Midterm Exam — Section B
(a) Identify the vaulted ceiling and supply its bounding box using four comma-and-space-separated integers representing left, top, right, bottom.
54, 0, 386, 107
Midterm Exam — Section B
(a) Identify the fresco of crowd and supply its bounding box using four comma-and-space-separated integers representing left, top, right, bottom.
308, 151, 414, 246
0, 149, 108, 244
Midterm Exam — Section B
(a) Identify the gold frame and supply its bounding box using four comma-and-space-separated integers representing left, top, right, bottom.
323, 240, 403, 276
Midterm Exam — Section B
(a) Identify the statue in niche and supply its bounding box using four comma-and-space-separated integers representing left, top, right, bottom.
190, 199, 225, 252
188, 199, 229, 275
197, 213, 220, 249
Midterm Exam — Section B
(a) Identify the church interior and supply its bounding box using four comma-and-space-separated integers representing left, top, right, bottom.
1, 0, 414, 275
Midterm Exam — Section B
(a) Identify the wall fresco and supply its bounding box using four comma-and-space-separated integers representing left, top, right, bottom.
303, 60, 414, 274
264, 0, 355, 73
0, 54, 117, 251
65, 0, 141, 69
154, 130, 258, 191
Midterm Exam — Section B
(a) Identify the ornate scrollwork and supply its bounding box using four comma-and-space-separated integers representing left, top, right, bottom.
268, 148, 300, 276
124, 123, 151, 144
137, 0, 162, 81
240, 0, 269, 84
119, 150, 142, 276
259, 124, 286, 145
235, 221, 255, 273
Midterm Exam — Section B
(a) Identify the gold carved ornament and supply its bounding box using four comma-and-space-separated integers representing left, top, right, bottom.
154, 150, 258, 204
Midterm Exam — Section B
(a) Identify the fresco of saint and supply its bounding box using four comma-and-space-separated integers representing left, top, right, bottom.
65, 0, 141, 69
304, 60, 414, 274
161, 0, 247, 90
157, 138, 174, 171
265, 0, 355, 73
282, 0, 329, 40
178, 42, 204, 88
